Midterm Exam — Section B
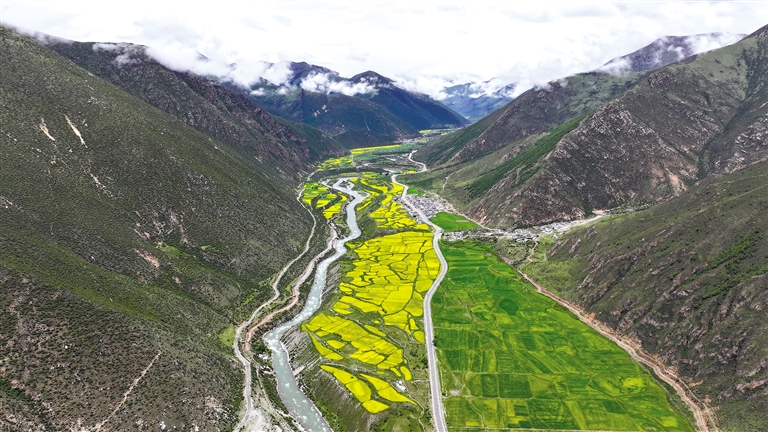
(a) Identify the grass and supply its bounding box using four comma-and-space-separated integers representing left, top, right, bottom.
429, 212, 480, 231
434, 240, 695, 431
219, 324, 236, 348
517, 160, 768, 430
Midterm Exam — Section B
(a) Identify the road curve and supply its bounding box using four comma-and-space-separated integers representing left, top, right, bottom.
232, 193, 318, 432
393, 152, 449, 432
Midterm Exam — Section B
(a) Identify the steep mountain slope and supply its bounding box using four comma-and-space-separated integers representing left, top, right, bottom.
349, 71, 467, 130
0, 27, 313, 430
598, 32, 746, 73
408, 25, 767, 228
46, 41, 344, 179
246, 63, 467, 147
415, 71, 644, 167
439, 81, 516, 122
521, 159, 768, 431
251, 86, 419, 147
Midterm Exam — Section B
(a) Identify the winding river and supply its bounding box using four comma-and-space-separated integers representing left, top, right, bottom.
262, 178, 365, 432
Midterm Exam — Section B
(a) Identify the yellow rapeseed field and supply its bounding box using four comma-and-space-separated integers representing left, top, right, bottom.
303, 173, 440, 413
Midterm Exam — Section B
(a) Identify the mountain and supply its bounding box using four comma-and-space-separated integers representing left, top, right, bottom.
439, 81, 516, 122
0, 26, 317, 429
243, 63, 468, 147
598, 32, 746, 73
44, 41, 345, 179
521, 159, 768, 431
406, 26, 766, 228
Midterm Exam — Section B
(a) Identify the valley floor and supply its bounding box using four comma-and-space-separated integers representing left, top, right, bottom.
253, 145, 702, 432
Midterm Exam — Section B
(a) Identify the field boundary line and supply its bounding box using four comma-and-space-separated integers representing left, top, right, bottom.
518, 271, 717, 432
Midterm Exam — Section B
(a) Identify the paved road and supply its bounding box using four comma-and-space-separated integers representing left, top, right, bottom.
393, 153, 449, 432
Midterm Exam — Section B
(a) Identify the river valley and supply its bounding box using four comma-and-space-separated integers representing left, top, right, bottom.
235, 145, 701, 432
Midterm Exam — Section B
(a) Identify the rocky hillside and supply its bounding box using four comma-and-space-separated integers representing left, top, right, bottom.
407, 25, 766, 228
46, 41, 345, 180
0, 26, 315, 430
521, 159, 768, 431
245, 63, 467, 147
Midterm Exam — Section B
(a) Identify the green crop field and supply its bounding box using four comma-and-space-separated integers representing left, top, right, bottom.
433, 240, 694, 431
429, 212, 480, 231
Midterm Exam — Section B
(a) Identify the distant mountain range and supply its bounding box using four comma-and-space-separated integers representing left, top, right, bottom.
437, 32, 746, 124
407, 30, 758, 228
241, 62, 468, 147
438, 81, 517, 123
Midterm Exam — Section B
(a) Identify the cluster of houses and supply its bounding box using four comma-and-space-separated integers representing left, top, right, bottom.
401, 190, 581, 243
406, 194, 453, 219
443, 221, 577, 243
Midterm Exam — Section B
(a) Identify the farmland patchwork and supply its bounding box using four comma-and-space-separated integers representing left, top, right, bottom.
433, 240, 694, 431
303, 174, 440, 413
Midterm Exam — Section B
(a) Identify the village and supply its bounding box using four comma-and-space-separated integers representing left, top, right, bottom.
402, 191, 579, 243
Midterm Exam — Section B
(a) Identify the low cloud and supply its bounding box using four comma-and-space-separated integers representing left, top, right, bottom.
143, 45, 295, 89
687, 32, 744, 54
93, 43, 141, 67
299, 72, 376, 96
393, 76, 453, 100
595, 57, 632, 74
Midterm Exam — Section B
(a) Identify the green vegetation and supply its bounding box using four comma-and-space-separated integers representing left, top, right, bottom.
0, 27, 315, 429
520, 159, 768, 431
429, 212, 480, 231
219, 324, 236, 348
466, 114, 587, 196
434, 240, 694, 431
406, 186, 425, 196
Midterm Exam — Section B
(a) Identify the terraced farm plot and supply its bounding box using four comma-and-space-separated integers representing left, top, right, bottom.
318, 155, 354, 170
351, 174, 428, 230
316, 144, 416, 171
302, 182, 329, 205
434, 240, 695, 431
303, 175, 439, 415
302, 182, 346, 219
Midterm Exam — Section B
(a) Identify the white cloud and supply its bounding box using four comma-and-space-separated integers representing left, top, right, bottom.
1, 1, 765, 98
299, 72, 375, 96
688, 32, 745, 54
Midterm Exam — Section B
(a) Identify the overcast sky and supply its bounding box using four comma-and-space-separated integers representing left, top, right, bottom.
2, 1, 766, 97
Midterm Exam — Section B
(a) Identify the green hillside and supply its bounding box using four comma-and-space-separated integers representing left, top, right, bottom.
408, 25, 767, 228
47, 40, 345, 179
0, 27, 313, 429
521, 160, 768, 430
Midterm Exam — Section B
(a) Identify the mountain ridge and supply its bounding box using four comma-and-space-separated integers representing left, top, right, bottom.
44, 39, 345, 179
244, 62, 468, 147
407, 24, 767, 228
0, 25, 318, 429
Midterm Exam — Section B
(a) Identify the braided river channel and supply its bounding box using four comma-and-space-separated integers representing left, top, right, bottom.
262, 179, 365, 432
